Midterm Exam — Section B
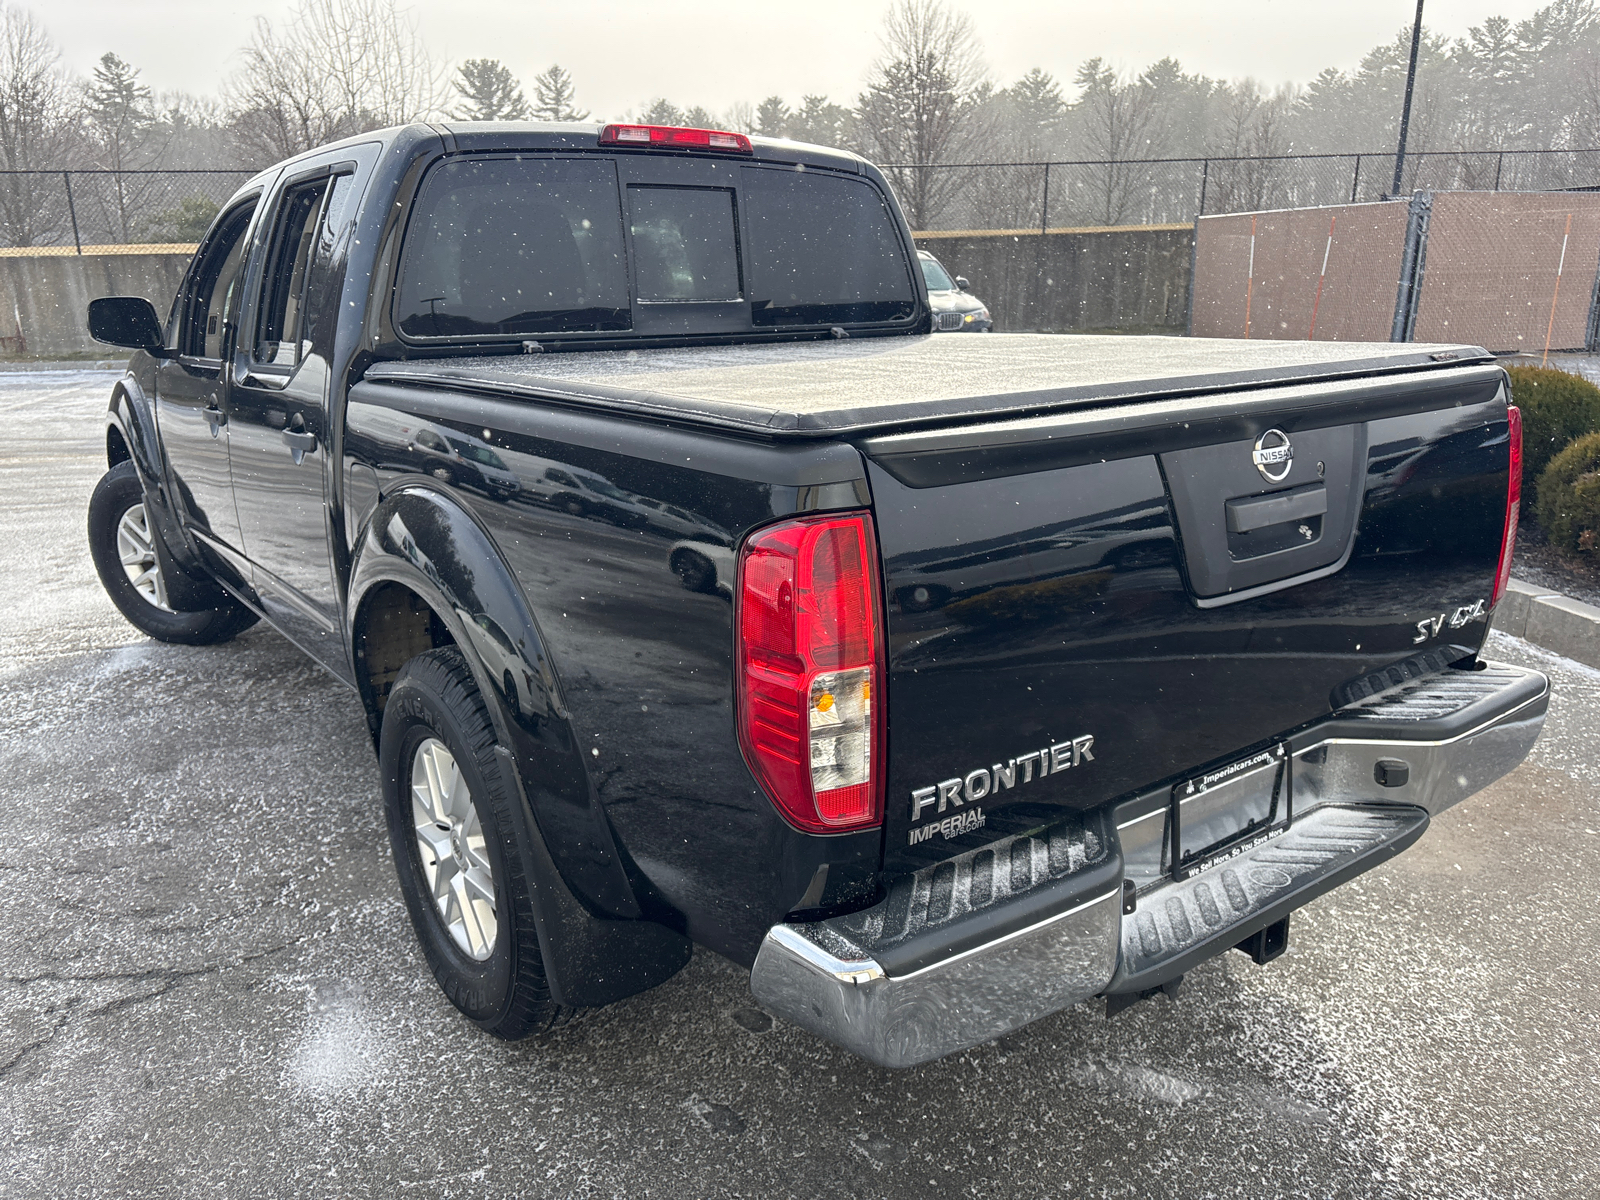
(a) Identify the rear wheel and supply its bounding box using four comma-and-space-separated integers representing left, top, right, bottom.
87, 461, 259, 645
380, 647, 573, 1038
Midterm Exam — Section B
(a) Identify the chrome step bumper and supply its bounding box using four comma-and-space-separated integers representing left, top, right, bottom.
1291, 661, 1549, 817
750, 661, 1547, 1068
750, 813, 1121, 1069
1109, 803, 1427, 996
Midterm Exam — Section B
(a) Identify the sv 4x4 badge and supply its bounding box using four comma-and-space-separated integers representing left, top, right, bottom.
1412, 598, 1487, 644
908, 735, 1096, 844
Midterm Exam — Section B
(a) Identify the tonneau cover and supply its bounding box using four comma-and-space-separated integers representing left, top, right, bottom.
362, 333, 1493, 438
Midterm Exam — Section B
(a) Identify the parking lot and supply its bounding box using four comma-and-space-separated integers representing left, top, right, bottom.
3, 368, 1599, 1199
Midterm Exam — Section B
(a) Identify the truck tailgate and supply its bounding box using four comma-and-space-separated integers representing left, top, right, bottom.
860, 361, 1509, 875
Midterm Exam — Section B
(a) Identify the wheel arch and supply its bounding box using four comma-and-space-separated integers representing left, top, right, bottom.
347, 483, 689, 1004
107, 376, 161, 483
105, 374, 228, 603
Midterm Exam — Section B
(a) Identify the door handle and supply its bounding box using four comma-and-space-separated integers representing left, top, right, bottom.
282, 428, 317, 465
203, 398, 225, 437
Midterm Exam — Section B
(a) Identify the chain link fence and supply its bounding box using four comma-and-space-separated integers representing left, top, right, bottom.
883, 149, 1600, 233
6, 150, 1600, 250
0, 170, 252, 252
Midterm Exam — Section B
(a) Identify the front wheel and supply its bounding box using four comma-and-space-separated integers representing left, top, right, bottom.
87, 461, 258, 645
380, 647, 573, 1039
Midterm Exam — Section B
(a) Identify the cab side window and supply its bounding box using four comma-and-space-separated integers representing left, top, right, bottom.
300, 173, 356, 353
254, 177, 335, 367
182, 201, 258, 360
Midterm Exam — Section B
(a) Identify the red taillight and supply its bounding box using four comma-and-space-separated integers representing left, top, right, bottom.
598, 124, 753, 153
1492, 405, 1522, 607
736, 512, 884, 834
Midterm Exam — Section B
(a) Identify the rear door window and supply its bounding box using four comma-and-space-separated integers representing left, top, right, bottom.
393, 155, 918, 342
254, 176, 333, 366
743, 167, 916, 326
395, 157, 630, 337
300, 173, 357, 353
626, 186, 742, 302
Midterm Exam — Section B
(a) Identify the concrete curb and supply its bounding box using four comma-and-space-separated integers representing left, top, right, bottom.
1493, 578, 1600, 669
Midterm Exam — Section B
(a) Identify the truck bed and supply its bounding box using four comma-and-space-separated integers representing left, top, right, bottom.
362, 333, 1493, 437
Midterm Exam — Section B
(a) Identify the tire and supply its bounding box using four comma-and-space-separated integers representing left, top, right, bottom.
380, 647, 573, 1039
87, 461, 259, 645
670, 548, 717, 594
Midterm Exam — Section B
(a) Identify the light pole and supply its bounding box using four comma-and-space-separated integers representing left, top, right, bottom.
1391, 0, 1426, 196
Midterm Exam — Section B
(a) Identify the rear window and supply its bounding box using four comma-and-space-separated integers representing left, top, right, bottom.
743, 167, 917, 326
394, 158, 630, 337
393, 155, 917, 341
628, 187, 742, 302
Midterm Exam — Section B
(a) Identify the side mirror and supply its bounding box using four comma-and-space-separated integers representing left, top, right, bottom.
955, 276, 971, 292
87, 296, 166, 354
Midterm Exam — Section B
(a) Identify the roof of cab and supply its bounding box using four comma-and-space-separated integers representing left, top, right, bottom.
226, 120, 872, 211
434, 121, 867, 173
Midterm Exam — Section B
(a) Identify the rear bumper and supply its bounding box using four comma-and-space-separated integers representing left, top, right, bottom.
749, 661, 1547, 1067
1291, 660, 1549, 817
751, 887, 1120, 1069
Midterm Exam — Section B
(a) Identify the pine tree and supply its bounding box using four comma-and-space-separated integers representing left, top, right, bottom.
451, 58, 527, 121
636, 98, 684, 126
789, 95, 853, 147
88, 52, 154, 153
87, 52, 165, 241
532, 64, 588, 121
1005, 69, 1064, 134
755, 95, 790, 136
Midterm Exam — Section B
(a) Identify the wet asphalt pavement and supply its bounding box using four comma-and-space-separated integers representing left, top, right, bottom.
3, 370, 1599, 1199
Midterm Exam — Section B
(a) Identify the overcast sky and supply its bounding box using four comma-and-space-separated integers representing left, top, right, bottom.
48, 0, 1559, 118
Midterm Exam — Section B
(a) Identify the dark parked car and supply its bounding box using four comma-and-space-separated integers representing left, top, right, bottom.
919, 248, 992, 331
84, 120, 1544, 1068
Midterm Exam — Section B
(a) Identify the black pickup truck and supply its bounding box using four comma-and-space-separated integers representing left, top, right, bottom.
85, 121, 1548, 1068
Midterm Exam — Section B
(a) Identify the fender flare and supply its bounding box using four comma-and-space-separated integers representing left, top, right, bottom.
348, 483, 688, 1006
107, 374, 229, 607
107, 376, 165, 497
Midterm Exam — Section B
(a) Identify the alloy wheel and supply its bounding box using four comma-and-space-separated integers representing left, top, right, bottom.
116, 502, 172, 611
410, 737, 498, 960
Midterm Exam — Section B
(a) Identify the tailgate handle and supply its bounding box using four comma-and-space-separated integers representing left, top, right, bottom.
1226, 484, 1328, 534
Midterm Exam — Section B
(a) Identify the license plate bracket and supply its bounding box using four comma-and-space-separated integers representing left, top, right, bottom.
1170, 743, 1290, 880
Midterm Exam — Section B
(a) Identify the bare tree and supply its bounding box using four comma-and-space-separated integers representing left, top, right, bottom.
1570, 47, 1600, 148
225, 0, 445, 165
0, 5, 78, 246
1070, 59, 1163, 224
856, 0, 989, 229
722, 100, 755, 134
531, 64, 587, 122
1204, 81, 1299, 211
452, 59, 527, 121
